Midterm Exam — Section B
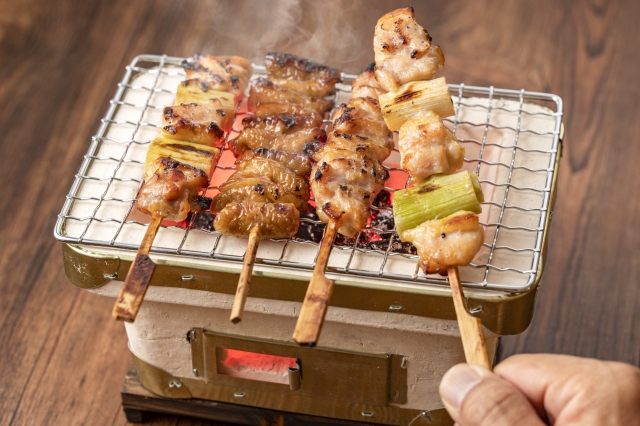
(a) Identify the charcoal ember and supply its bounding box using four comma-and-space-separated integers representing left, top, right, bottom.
372, 189, 391, 208
191, 210, 215, 231
335, 233, 356, 246
369, 209, 394, 231
391, 239, 417, 255
294, 204, 324, 243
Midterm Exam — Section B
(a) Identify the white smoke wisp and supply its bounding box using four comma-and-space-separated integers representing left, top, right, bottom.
208, 0, 384, 73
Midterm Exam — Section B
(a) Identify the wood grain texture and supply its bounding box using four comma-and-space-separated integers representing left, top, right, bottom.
1, 0, 638, 424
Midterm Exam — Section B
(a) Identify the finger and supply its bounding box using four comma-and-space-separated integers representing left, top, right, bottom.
494, 354, 640, 425
439, 363, 545, 426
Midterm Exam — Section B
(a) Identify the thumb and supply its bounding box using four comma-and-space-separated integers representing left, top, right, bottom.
439, 364, 544, 426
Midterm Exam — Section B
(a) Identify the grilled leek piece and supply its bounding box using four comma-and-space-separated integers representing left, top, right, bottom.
393, 171, 484, 236
379, 77, 455, 131
144, 137, 218, 180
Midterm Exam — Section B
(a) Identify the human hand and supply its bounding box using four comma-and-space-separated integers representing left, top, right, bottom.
439, 354, 640, 426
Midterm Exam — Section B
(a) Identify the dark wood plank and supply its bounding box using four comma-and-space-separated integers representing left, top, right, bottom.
1, 0, 638, 424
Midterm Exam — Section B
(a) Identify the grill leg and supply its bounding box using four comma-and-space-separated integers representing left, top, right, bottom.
123, 407, 150, 423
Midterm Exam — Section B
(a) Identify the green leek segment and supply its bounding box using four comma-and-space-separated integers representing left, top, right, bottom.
393, 171, 485, 237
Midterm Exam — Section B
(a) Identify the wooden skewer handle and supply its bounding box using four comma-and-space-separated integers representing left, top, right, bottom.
448, 267, 491, 369
293, 220, 338, 346
230, 226, 261, 324
112, 212, 163, 322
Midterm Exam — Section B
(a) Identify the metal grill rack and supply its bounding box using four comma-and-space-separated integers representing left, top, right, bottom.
55, 54, 563, 293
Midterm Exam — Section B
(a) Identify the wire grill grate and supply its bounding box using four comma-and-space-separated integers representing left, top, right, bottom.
55, 54, 563, 293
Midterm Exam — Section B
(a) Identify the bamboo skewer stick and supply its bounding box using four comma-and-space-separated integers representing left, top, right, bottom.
293, 219, 338, 346
448, 266, 491, 369
230, 226, 262, 324
112, 211, 164, 322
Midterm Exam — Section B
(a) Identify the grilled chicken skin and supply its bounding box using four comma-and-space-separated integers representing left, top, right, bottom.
401, 211, 484, 275
238, 148, 313, 177
182, 54, 253, 101
373, 7, 444, 91
213, 176, 309, 214
214, 201, 300, 239
235, 156, 310, 199
265, 52, 340, 98
398, 111, 464, 184
351, 63, 388, 99
252, 102, 323, 128
228, 127, 326, 156
249, 78, 334, 115
159, 102, 229, 147
241, 113, 319, 134
310, 146, 389, 237
138, 157, 210, 222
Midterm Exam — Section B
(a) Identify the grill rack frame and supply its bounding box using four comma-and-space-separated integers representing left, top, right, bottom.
54, 54, 563, 294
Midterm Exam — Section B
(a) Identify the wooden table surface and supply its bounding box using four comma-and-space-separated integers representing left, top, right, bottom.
2, 0, 639, 424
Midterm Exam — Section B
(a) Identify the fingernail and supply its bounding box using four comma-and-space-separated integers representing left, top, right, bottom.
440, 364, 483, 408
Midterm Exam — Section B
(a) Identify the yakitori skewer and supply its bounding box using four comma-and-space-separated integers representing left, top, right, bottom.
374, 7, 490, 368
293, 69, 392, 346
112, 55, 252, 322
216, 53, 338, 323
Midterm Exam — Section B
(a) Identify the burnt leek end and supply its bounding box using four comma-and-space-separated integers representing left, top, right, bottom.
379, 77, 455, 131
393, 171, 484, 237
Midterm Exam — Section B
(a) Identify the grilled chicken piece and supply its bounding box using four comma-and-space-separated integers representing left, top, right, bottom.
228, 127, 326, 156
182, 54, 253, 101
138, 157, 211, 222
373, 7, 445, 91
310, 147, 389, 237
305, 132, 389, 165
351, 63, 388, 99
249, 78, 334, 115
239, 149, 312, 177
241, 113, 319, 134
214, 201, 300, 239
213, 176, 309, 213
235, 156, 309, 199
264, 52, 340, 98
401, 211, 484, 275
398, 111, 464, 183
252, 102, 323, 128
158, 103, 229, 147
330, 97, 394, 161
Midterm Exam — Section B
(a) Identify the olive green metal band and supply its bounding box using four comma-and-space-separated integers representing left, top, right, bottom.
131, 352, 452, 426
62, 243, 538, 335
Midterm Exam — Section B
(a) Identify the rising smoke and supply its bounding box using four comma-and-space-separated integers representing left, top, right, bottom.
207, 0, 385, 73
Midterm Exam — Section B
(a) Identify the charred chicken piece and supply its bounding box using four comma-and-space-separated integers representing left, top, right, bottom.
241, 113, 319, 134
138, 157, 211, 222
252, 102, 323, 128
305, 132, 389, 166
330, 97, 394, 161
401, 211, 484, 275
373, 7, 444, 91
159, 103, 229, 147
398, 111, 464, 183
249, 78, 334, 115
214, 201, 300, 239
235, 155, 310, 199
238, 148, 313, 177
228, 127, 326, 156
264, 52, 341, 98
310, 146, 389, 237
351, 62, 388, 99
213, 176, 309, 214
182, 54, 253, 101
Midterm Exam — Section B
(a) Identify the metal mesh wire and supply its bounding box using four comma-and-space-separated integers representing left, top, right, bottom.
55, 54, 563, 293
